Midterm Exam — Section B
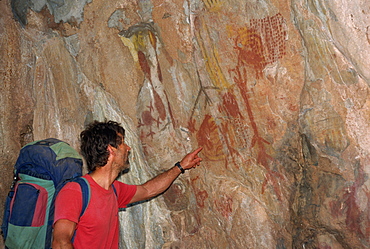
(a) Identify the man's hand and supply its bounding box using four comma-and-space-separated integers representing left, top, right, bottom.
179, 147, 203, 171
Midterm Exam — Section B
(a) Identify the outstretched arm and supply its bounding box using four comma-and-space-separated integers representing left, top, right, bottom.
129, 147, 202, 204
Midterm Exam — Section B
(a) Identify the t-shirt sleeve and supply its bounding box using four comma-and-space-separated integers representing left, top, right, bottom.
54, 182, 82, 225
113, 181, 137, 208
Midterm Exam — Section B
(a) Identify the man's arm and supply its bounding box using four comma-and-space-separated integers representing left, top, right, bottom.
52, 219, 76, 249
129, 147, 202, 204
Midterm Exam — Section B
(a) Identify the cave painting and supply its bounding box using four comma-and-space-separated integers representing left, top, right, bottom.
119, 23, 177, 141
191, 176, 209, 208
214, 194, 233, 219
119, 11, 288, 199
231, 13, 287, 78
193, 13, 287, 200
330, 165, 370, 241
196, 114, 225, 161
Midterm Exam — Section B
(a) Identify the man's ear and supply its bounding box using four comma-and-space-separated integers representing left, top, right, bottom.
107, 145, 115, 156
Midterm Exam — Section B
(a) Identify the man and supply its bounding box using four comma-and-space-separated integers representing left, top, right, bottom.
52, 120, 202, 249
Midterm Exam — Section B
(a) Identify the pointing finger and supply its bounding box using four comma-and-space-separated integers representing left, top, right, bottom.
191, 147, 203, 156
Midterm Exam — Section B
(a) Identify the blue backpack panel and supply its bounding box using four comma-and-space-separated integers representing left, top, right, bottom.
1, 138, 84, 249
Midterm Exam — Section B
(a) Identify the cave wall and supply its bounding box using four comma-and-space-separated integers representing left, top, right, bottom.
1, 0, 370, 248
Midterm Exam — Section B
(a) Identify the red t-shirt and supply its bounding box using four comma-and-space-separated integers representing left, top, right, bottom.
54, 174, 137, 249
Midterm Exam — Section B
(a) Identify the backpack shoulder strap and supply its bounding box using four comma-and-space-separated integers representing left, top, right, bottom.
112, 183, 117, 197
69, 177, 91, 244
113, 182, 128, 212
70, 177, 91, 218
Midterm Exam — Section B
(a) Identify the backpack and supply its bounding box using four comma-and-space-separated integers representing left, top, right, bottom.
1, 138, 85, 249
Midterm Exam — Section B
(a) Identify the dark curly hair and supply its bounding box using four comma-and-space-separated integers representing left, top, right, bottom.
80, 120, 125, 172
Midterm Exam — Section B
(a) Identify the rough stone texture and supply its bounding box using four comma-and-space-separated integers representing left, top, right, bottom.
1, 0, 370, 248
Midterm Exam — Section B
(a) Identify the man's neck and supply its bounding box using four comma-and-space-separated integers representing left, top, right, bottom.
89, 166, 119, 190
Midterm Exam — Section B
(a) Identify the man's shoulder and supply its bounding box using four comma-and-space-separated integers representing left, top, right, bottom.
62, 180, 82, 192
62, 175, 90, 192
113, 180, 137, 192
113, 179, 127, 188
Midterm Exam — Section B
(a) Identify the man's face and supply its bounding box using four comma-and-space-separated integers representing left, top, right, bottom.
115, 134, 131, 171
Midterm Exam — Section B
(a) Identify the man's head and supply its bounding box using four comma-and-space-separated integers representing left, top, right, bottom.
80, 120, 128, 172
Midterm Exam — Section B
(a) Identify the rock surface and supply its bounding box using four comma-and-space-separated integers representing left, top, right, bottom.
1, 0, 370, 248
